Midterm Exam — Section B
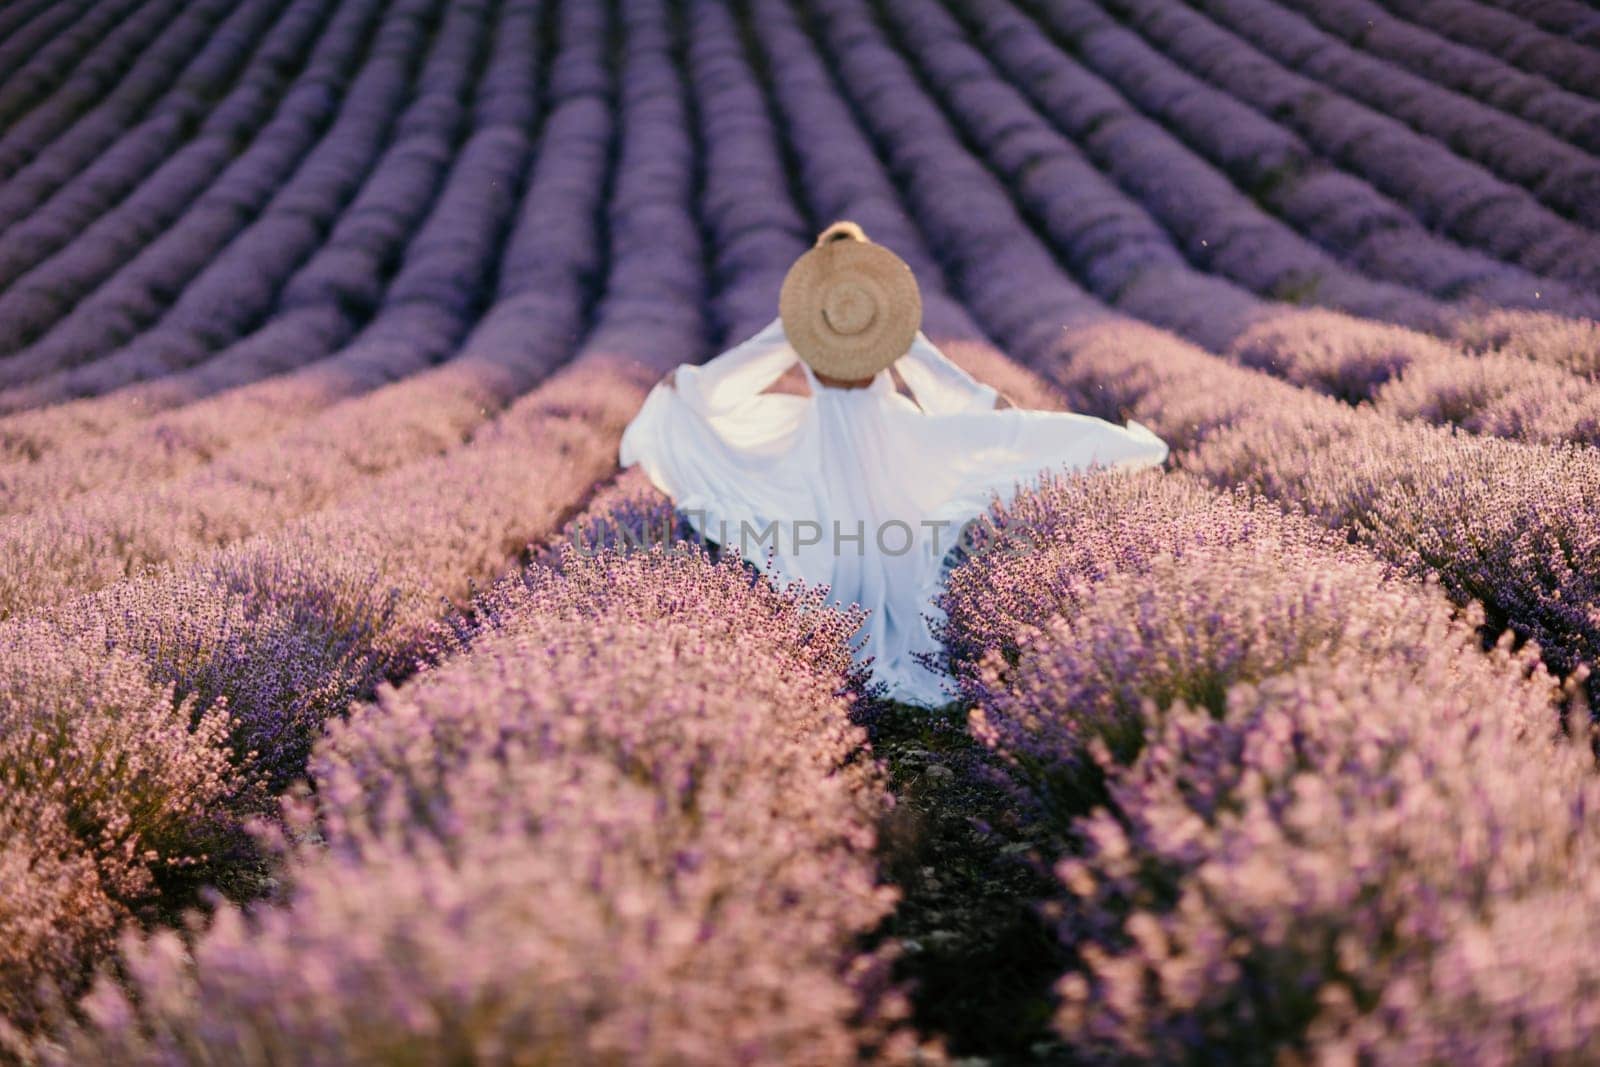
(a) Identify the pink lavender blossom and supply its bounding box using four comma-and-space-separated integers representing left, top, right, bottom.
43, 543, 920, 1064
0, 631, 243, 1032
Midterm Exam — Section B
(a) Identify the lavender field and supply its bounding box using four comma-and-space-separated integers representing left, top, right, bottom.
2, 0, 1600, 1061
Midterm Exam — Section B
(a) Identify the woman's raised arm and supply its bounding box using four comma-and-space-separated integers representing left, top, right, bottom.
667, 316, 798, 415
894, 331, 1003, 414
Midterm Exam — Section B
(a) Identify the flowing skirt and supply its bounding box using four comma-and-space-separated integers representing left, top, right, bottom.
619, 319, 1170, 706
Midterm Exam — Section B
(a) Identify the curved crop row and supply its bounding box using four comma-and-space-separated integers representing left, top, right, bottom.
1008, 0, 1599, 320
0, 0, 564, 612
1090, 0, 1600, 290
1278, 0, 1600, 154
873, 0, 1600, 449
935, 469, 1598, 1061
0, 0, 331, 252
0, 0, 454, 413
0, 0, 80, 64
0, 0, 278, 185
0, 0, 96, 113
42, 536, 918, 1065
0, 0, 238, 182
1384, 0, 1600, 97
1192, 0, 1600, 227
947, 0, 1458, 330
784, 0, 1600, 700
0, 0, 426, 385
0, 0, 160, 131
0, 0, 364, 340
0, 0, 610, 516
0, 0, 284, 237
1480, 0, 1600, 40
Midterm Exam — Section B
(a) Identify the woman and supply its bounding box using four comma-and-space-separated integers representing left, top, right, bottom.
620, 221, 1169, 706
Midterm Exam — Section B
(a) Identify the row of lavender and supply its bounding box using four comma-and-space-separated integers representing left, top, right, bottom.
3, 0, 946, 1057
0, 0, 176, 134
965, 0, 1600, 326
940, 470, 1600, 1061
6, 0, 1593, 391
0, 0, 557, 618
1060, 0, 1600, 292
0, 0, 545, 489
760, 0, 1600, 1054
0, 0, 1595, 487
0, 0, 411, 388
0, 0, 319, 416
769, 0, 1600, 704
1, 0, 1598, 1056
36, 509, 920, 1064
0, 0, 626, 1037
878, 0, 1600, 451
971, 0, 1598, 317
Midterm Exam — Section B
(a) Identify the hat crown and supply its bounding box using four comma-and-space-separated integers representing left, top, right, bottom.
822, 282, 876, 335
779, 220, 922, 382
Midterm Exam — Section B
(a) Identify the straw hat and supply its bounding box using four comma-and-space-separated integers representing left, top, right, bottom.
779, 220, 922, 382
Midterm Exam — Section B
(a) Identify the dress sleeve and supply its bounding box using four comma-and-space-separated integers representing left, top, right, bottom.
893, 330, 1000, 415
671, 315, 798, 416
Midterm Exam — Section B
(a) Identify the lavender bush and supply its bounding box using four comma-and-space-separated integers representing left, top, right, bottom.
43, 543, 920, 1064
933, 466, 1587, 1062
945, 469, 1557, 822
1053, 653, 1591, 1063
0, 631, 244, 1034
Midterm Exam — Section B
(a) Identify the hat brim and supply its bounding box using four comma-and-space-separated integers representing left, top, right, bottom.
779, 240, 922, 381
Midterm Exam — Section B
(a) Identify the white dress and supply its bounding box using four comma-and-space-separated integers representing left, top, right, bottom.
618, 315, 1170, 707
